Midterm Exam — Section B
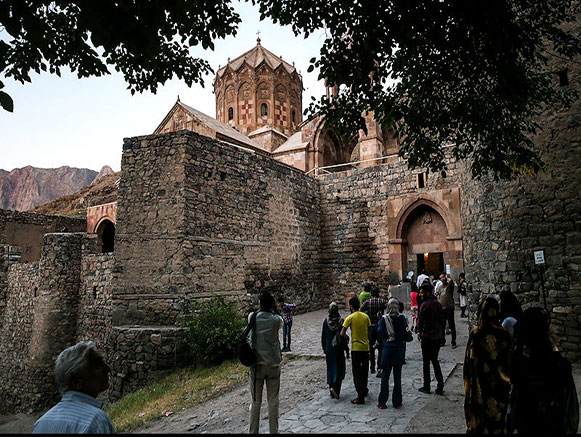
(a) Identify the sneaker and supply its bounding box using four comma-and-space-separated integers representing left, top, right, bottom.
330, 387, 339, 399
377, 404, 387, 410
435, 388, 445, 396
451, 343, 457, 349
418, 387, 431, 394
394, 405, 403, 409
351, 398, 365, 405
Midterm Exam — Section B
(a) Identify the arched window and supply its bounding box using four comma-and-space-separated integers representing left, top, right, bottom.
96, 219, 115, 253
261, 103, 268, 117
228, 107, 234, 120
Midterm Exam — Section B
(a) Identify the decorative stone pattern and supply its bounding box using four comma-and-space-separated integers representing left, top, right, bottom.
87, 201, 117, 233
0, 209, 85, 262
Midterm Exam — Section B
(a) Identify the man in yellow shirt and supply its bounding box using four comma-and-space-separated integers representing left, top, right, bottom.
341, 296, 371, 404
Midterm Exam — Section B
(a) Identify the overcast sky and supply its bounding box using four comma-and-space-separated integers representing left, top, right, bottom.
0, 1, 326, 173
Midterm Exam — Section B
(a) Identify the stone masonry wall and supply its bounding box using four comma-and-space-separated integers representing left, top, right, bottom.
0, 260, 39, 413
460, 33, 581, 360
316, 151, 463, 305
109, 131, 321, 398
114, 131, 321, 326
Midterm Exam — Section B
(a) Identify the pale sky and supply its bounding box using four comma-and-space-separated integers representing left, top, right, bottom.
0, 1, 326, 173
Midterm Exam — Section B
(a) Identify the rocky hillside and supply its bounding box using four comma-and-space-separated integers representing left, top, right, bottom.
0, 166, 105, 211
31, 171, 120, 218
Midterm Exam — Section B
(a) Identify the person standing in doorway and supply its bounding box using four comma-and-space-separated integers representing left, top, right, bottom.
341, 296, 371, 405
417, 282, 445, 395
360, 285, 387, 377
277, 296, 296, 352
249, 291, 283, 434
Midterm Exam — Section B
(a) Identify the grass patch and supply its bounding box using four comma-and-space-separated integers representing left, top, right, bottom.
105, 360, 247, 432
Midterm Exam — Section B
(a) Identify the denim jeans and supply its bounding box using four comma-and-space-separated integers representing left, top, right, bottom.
282, 320, 292, 348
377, 363, 402, 407
420, 338, 444, 391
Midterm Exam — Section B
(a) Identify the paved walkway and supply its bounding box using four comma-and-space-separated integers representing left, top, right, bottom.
270, 307, 469, 434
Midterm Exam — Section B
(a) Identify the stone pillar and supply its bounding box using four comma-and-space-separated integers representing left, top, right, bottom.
357, 112, 383, 168
27, 233, 84, 410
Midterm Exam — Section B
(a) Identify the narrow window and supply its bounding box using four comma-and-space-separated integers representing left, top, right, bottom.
417, 173, 425, 188
261, 103, 268, 117
228, 107, 234, 120
291, 109, 296, 123
557, 69, 569, 87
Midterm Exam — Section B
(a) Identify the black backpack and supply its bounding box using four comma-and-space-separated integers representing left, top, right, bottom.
237, 312, 257, 367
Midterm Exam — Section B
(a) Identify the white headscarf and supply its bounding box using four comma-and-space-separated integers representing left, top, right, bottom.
384, 297, 400, 341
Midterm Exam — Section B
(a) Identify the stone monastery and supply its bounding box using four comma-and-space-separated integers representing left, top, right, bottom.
0, 37, 579, 414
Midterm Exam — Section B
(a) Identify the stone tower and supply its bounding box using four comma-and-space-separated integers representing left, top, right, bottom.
213, 37, 303, 151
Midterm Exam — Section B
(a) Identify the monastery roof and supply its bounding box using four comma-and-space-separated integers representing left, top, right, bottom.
273, 131, 310, 154
248, 125, 288, 139
216, 39, 300, 79
155, 100, 269, 153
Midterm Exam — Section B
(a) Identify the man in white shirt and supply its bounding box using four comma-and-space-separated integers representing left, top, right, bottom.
434, 273, 445, 298
416, 270, 429, 288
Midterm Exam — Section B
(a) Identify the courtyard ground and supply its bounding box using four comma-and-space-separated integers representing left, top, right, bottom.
2, 307, 580, 434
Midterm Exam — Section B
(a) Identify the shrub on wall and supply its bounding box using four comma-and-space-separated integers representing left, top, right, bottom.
181, 296, 246, 366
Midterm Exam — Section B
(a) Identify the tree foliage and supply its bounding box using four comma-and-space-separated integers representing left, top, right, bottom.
1, 1, 579, 179
0, 0, 240, 108
256, 0, 580, 179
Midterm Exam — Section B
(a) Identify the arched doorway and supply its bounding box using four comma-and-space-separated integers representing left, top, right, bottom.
96, 219, 115, 253
389, 196, 464, 283
308, 121, 358, 173
401, 204, 448, 278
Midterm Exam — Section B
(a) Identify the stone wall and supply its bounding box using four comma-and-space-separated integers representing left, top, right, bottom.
0, 209, 85, 262
114, 130, 321, 326
460, 41, 580, 360
316, 150, 464, 304
0, 259, 39, 413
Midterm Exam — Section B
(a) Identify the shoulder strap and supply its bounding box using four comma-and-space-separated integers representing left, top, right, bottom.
242, 312, 256, 338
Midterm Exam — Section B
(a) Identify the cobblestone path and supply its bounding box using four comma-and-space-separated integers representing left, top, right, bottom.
273, 308, 469, 434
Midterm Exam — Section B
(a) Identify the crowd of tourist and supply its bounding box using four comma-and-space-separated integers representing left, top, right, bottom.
32, 272, 578, 434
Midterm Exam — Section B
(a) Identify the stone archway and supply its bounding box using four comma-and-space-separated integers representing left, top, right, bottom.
96, 219, 115, 253
308, 119, 358, 173
389, 195, 463, 283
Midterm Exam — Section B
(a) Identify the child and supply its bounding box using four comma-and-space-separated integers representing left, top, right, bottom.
277, 297, 296, 352
410, 283, 419, 332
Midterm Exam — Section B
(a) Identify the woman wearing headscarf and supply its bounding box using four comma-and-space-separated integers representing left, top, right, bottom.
498, 290, 522, 341
321, 302, 348, 399
463, 297, 511, 434
508, 307, 579, 434
376, 297, 407, 409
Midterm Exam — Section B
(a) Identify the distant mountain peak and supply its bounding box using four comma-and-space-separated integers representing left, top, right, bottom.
0, 165, 99, 211
93, 165, 114, 183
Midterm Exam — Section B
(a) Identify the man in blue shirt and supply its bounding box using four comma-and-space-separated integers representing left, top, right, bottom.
33, 341, 116, 434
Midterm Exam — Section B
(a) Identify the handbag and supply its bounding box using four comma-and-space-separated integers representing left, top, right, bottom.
237, 312, 257, 367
